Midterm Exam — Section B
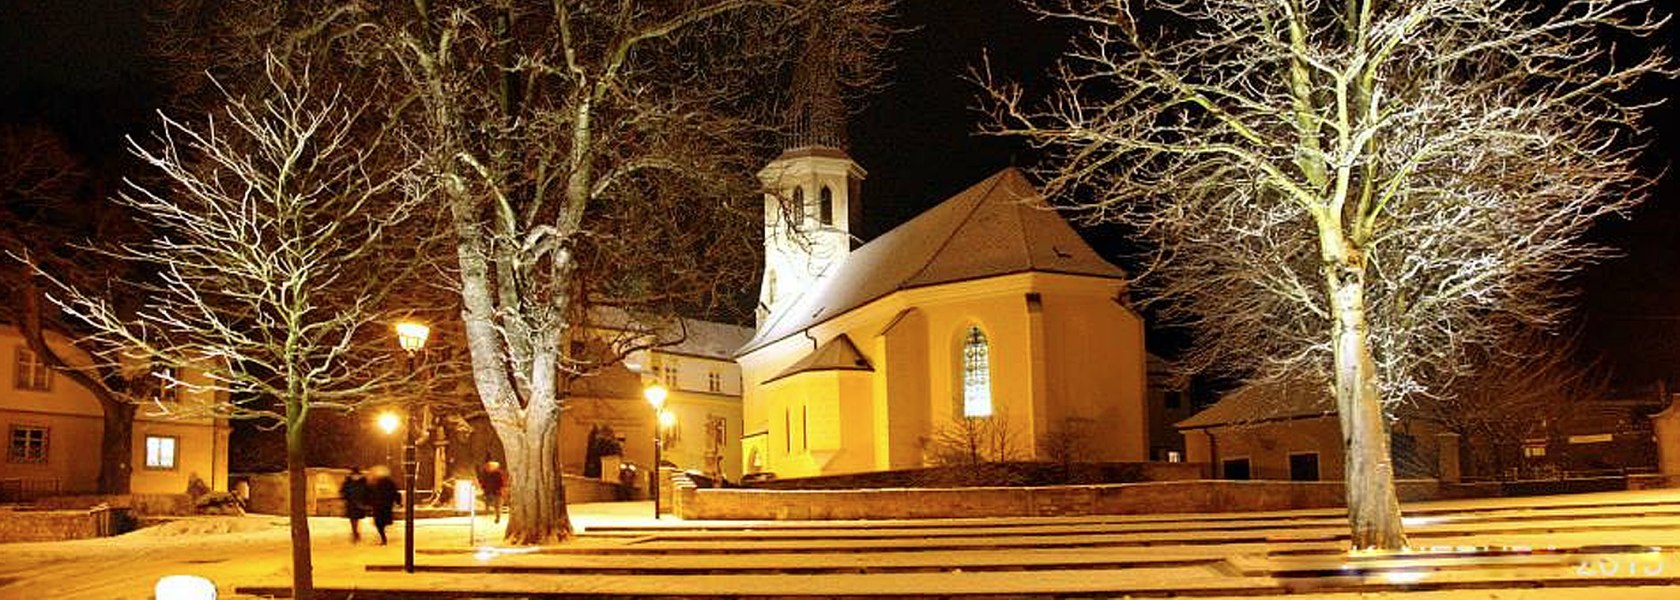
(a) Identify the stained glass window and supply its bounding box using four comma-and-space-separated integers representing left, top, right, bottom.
962, 327, 992, 417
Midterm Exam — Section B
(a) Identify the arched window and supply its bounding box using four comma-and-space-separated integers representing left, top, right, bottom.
962, 326, 992, 417
818, 186, 834, 226
791, 186, 805, 216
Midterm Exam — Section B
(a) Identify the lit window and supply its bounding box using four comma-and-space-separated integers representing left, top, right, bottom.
8, 425, 47, 463
962, 326, 992, 417
818, 186, 834, 226
13, 346, 51, 392
707, 372, 722, 393
145, 436, 178, 470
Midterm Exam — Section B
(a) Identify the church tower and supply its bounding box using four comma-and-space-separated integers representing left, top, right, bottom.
757, 14, 865, 327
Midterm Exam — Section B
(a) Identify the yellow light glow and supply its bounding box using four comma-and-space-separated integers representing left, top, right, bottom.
377, 412, 401, 435
658, 410, 677, 430
644, 384, 668, 410
395, 321, 431, 352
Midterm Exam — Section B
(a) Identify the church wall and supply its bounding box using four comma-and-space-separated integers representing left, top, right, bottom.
1035, 275, 1150, 461
914, 287, 1039, 462
740, 273, 1151, 478
876, 309, 930, 470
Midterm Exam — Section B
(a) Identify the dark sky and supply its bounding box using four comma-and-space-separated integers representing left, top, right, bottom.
3, 1, 1678, 384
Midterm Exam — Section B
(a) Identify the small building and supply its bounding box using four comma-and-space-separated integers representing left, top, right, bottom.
1145, 353, 1196, 462
562, 318, 753, 483
1177, 378, 1451, 482
0, 325, 230, 501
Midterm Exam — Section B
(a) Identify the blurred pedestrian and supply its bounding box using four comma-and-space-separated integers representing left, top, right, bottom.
368, 465, 401, 545
477, 458, 507, 524
339, 467, 370, 543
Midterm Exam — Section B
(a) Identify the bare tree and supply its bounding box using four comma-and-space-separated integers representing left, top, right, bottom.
928, 414, 1021, 467
0, 123, 157, 495
41, 60, 416, 600
1410, 329, 1606, 480
1041, 417, 1095, 480
373, 0, 898, 544
982, 0, 1670, 549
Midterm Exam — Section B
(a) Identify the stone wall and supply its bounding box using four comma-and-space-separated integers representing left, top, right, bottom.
238, 468, 352, 516
747, 461, 1207, 490
563, 474, 623, 505
674, 478, 1487, 520
31, 493, 194, 516
0, 506, 128, 542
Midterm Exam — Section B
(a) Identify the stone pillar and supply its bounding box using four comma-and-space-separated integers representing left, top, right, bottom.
1435, 432, 1461, 484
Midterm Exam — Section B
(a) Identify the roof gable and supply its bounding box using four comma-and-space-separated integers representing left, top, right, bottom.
1175, 378, 1334, 430
740, 168, 1125, 355
764, 334, 874, 384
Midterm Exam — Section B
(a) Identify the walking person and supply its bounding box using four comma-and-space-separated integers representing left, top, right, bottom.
367, 465, 402, 545
339, 467, 370, 543
477, 458, 508, 524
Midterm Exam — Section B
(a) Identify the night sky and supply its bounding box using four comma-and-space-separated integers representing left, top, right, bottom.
3, 1, 1678, 384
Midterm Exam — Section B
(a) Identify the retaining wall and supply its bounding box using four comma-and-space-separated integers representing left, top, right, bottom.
31, 493, 194, 516
0, 506, 128, 543
748, 461, 1208, 490
674, 478, 1487, 520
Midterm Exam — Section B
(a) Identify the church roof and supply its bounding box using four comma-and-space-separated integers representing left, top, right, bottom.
764, 334, 874, 384
1175, 378, 1335, 430
740, 168, 1127, 355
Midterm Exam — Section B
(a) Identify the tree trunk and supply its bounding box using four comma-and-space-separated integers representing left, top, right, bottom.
99, 402, 136, 494
1328, 260, 1408, 550
497, 412, 572, 544
285, 423, 315, 600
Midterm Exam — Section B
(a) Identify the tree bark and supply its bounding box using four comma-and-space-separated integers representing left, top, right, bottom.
497, 412, 572, 544
20, 277, 136, 494
99, 403, 136, 495
1327, 257, 1408, 550
285, 421, 315, 600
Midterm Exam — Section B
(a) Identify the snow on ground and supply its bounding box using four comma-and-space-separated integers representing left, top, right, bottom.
5, 495, 1680, 599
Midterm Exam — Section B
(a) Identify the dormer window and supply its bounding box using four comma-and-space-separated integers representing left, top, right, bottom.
818, 186, 834, 226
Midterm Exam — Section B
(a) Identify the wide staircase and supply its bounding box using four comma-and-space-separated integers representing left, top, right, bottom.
238, 490, 1680, 598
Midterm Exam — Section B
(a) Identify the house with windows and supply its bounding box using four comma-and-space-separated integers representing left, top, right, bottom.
1177, 378, 1453, 481
736, 150, 1150, 478
560, 318, 753, 482
0, 325, 229, 501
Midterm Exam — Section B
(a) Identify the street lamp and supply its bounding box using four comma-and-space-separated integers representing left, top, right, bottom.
394, 320, 429, 574
377, 411, 401, 465
643, 383, 668, 519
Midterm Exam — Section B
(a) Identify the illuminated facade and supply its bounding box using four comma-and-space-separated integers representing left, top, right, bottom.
739, 166, 1150, 478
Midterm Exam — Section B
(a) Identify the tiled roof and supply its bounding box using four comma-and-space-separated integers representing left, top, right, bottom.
764, 334, 874, 384
661, 319, 755, 361
587, 307, 752, 361
739, 168, 1126, 355
1175, 377, 1335, 430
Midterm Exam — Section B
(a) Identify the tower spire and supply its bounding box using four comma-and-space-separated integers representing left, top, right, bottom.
785, 10, 847, 151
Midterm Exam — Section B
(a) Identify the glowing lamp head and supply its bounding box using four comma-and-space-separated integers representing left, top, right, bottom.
643, 384, 668, 410
377, 411, 401, 435
395, 321, 431, 352
155, 575, 216, 600
658, 409, 677, 430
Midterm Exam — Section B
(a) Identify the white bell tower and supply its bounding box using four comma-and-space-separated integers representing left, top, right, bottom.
755, 8, 864, 328
757, 149, 865, 326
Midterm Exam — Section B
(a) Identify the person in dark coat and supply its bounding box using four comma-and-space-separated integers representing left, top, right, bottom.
367, 465, 402, 545
477, 459, 508, 524
339, 467, 370, 543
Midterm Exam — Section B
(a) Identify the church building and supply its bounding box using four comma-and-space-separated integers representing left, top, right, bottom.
737, 150, 1151, 478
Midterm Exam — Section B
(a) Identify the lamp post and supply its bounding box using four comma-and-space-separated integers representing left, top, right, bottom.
643, 383, 668, 519
376, 411, 401, 465
394, 320, 429, 574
